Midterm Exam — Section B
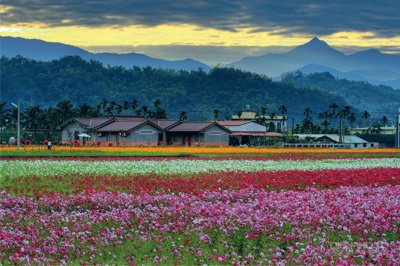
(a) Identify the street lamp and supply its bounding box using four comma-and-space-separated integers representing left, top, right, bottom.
11, 101, 20, 151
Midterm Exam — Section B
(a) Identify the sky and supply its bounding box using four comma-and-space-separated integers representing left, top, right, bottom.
1, 0, 400, 65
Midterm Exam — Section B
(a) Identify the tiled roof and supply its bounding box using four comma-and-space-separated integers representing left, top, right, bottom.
231, 132, 284, 137
168, 122, 214, 132
149, 119, 180, 129
295, 134, 370, 144
320, 135, 370, 144
96, 121, 145, 132
106, 115, 146, 122
73, 117, 114, 129
87, 118, 115, 129
216, 120, 252, 126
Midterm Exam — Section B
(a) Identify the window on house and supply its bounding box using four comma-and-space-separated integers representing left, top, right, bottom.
207, 131, 221, 135
139, 130, 154, 134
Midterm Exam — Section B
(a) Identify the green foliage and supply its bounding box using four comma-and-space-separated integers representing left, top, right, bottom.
1, 56, 347, 121
281, 71, 400, 116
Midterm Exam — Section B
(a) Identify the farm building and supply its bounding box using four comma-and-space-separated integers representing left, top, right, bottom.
166, 122, 230, 146
60, 117, 231, 146
231, 110, 287, 131
287, 134, 378, 148
216, 120, 283, 146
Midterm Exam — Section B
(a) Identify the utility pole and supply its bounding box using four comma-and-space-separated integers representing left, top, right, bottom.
339, 115, 343, 144
11, 101, 21, 151
396, 107, 400, 148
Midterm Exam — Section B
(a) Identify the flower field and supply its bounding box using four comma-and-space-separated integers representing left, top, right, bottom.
1, 153, 400, 264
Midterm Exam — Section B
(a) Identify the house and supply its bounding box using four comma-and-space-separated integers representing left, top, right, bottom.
60, 117, 115, 145
350, 126, 397, 135
60, 115, 160, 146
356, 134, 396, 148
231, 110, 287, 131
287, 134, 377, 148
216, 120, 283, 146
166, 122, 230, 146
95, 120, 162, 146
60, 116, 230, 147
149, 119, 181, 145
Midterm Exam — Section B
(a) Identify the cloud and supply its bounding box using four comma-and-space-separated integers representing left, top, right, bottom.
1, 0, 400, 37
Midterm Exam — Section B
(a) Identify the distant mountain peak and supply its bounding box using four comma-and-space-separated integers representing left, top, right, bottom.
309, 36, 323, 43
356, 48, 382, 55
301, 37, 332, 49
288, 37, 344, 57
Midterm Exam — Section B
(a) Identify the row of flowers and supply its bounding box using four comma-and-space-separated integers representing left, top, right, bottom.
2, 158, 399, 178
3, 168, 399, 197
2, 154, 398, 161
1, 145, 399, 154
1, 186, 399, 264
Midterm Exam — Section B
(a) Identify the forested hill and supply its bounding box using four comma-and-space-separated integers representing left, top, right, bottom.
281, 72, 400, 115
0, 55, 372, 120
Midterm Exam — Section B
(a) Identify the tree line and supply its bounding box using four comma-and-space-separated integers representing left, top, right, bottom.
0, 97, 391, 145
1, 55, 348, 122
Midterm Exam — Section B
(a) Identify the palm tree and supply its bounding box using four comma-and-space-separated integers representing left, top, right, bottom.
278, 104, 287, 131
302, 107, 313, 134
213, 109, 221, 120
141, 105, 149, 118
318, 111, 331, 133
318, 111, 330, 121
110, 101, 118, 112
153, 99, 167, 119
260, 106, 268, 116
348, 112, 356, 129
130, 99, 139, 113
341, 105, 352, 127
342, 105, 352, 116
56, 99, 75, 124
135, 109, 143, 116
115, 104, 123, 114
101, 99, 108, 111
321, 119, 330, 133
0, 101, 10, 129
179, 111, 188, 121
381, 116, 389, 127
336, 109, 348, 143
25, 105, 42, 143
329, 103, 339, 116
122, 101, 130, 111
362, 111, 370, 128
278, 105, 287, 115
237, 111, 243, 119
153, 99, 161, 109
329, 103, 339, 127
370, 122, 382, 134
78, 103, 93, 117
303, 107, 312, 120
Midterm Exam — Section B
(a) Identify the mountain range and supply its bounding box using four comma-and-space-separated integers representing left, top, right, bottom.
0, 36, 210, 72
1, 36, 400, 89
228, 37, 400, 89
